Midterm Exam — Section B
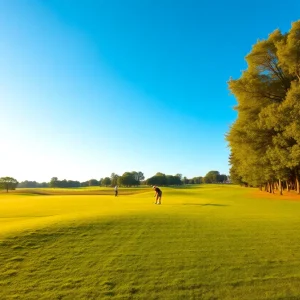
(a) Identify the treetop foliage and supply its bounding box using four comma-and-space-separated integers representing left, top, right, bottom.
227, 20, 300, 193
0, 177, 18, 192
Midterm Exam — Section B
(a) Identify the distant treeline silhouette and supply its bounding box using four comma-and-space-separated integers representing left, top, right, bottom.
7, 171, 228, 190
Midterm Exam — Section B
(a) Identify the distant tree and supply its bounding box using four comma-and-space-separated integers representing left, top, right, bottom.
155, 172, 165, 177
146, 173, 182, 186
204, 171, 220, 183
175, 174, 182, 180
18, 180, 38, 188
173, 175, 183, 185
129, 171, 145, 183
50, 177, 58, 188
192, 176, 203, 184
102, 177, 111, 187
183, 176, 189, 184
18, 181, 50, 188
146, 176, 157, 186
166, 175, 181, 186
118, 172, 138, 187
130, 171, 145, 185
58, 179, 67, 188
146, 173, 168, 186
131, 171, 138, 182
89, 179, 99, 186
20, 179, 78, 188
0, 177, 18, 192
111, 173, 119, 187
69, 180, 80, 187
218, 174, 228, 183
202, 176, 210, 184
137, 171, 145, 181
166, 175, 173, 185
52, 179, 81, 188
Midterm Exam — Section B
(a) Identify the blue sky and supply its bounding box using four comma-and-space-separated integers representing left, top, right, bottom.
1, 0, 299, 182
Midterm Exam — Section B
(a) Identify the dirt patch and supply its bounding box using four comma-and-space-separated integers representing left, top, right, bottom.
252, 189, 300, 201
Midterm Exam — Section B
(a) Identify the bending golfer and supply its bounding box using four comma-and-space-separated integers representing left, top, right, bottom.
153, 186, 162, 205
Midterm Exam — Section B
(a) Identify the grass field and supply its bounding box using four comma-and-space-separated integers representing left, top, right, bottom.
1, 185, 300, 300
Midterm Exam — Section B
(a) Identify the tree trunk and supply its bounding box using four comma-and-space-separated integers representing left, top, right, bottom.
287, 181, 290, 192
291, 181, 295, 191
279, 179, 283, 195
296, 176, 300, 194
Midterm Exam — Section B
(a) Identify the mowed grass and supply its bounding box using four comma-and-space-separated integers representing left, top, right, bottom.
8, 186, 149, 195
1, 185, 300, 299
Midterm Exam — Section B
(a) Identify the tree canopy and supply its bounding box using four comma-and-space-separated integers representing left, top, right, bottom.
102, 177, 111, 187
117, 172, 139, 187
203, 171, 227, 183
18, 181, 49, 188
226, 20, 300, 194
0, 177, 18, 192
146, 173, 182, 186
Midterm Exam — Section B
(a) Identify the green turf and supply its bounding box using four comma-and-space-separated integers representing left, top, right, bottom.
8, 186, 149, 195
1, 185, 300, 299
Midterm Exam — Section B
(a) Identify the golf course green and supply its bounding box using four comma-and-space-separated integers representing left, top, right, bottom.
1, 185, 300, 299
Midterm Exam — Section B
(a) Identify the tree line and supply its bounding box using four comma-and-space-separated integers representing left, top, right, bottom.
1, 171, 228, 192
227, 20, 300, 194
146, 171, 227, 186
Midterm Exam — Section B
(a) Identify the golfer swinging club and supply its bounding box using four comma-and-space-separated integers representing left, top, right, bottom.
153, 186, 162, 205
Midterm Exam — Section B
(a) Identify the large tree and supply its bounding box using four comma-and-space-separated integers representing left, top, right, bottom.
0, 177, 18, 192
118, 172, 139, 187
227, 20, 300, 193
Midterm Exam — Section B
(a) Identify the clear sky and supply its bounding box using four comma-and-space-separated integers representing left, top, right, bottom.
1, 0, 299, 182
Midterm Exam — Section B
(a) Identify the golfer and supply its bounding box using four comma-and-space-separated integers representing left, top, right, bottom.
114, 185, 118, 197
153, 186, 162, 205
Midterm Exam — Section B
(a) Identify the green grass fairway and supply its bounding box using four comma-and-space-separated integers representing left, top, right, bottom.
1, 185, 300, 299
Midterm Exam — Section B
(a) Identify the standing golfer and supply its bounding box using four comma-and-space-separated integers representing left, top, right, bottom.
114, 185, 118, 197
153, 186, 162, 205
